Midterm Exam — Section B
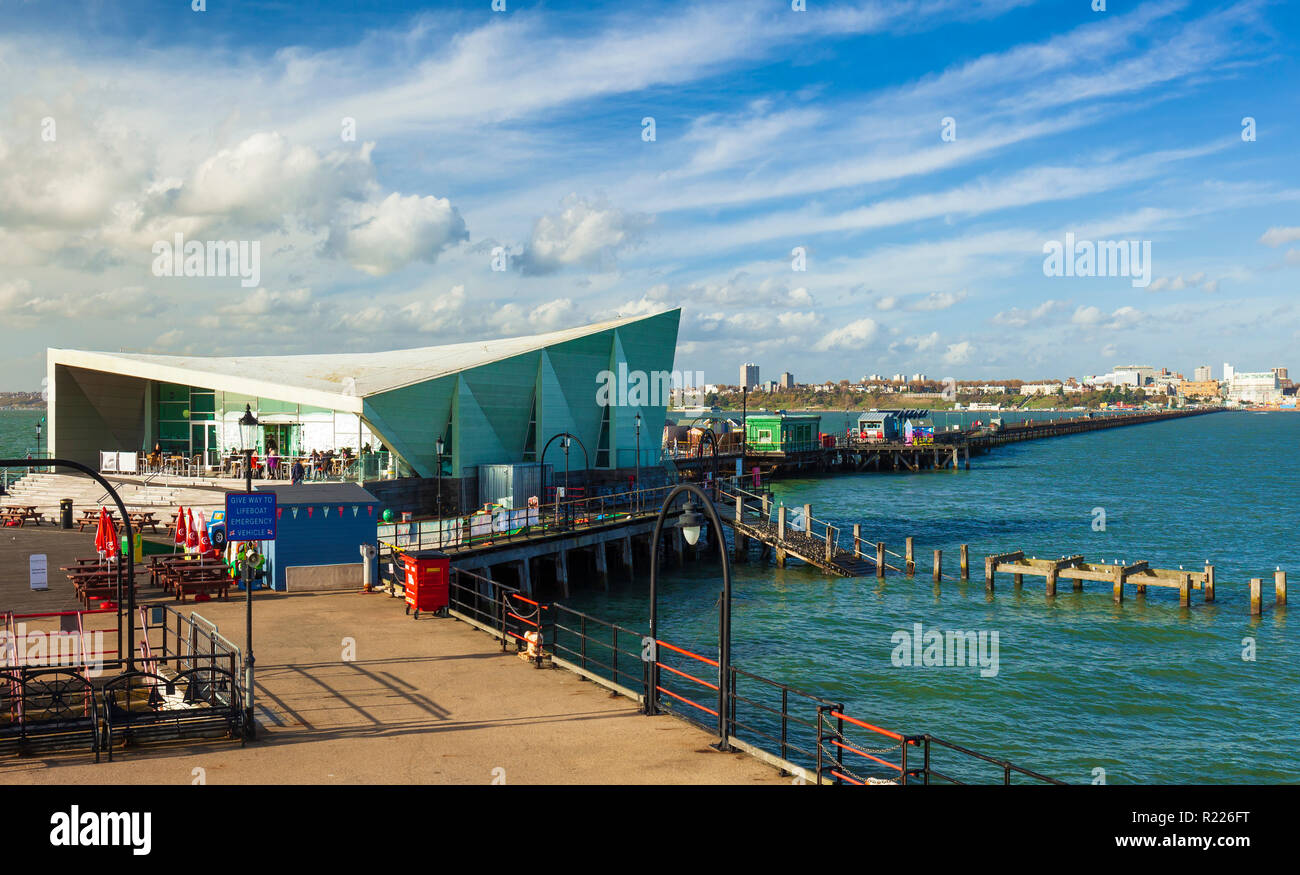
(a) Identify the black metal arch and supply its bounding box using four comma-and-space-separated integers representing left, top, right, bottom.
539, 432, 590, 478
645, 482, 732, 751
0, 458, 137, 670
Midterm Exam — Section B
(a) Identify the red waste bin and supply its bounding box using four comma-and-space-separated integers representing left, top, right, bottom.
403, 550, 450, 618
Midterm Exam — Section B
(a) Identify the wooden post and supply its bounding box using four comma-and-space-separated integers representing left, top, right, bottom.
519, 559, 533, 597
778, 505, 787, 541
1045, 567, 1057, 598
803, 504, 812, 534
1250, 578, 1262, 616
853, 524, 862, 558
1179, 573, 1190, 607
984, 556, 994, 592
1013, 572, 1023, 589
960, 544, 969, 581
621, 536, 633, 575
1276, 569, 1287, 607
1111, 566, 1123, 604
1204, 563, 1215, 603
905, 537, 915, 576
876, 542, 886, 579
824, 528, 833, 562
933, 550, 942, 583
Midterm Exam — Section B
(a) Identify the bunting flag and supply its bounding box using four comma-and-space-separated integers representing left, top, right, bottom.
323, 506, 330, 518
338, 506, 344, 518
352, 506, 358, 517
276, 507, 283, 519
368, 506, 374, 516
292, 506, 299, 520
307, 506, 313, 518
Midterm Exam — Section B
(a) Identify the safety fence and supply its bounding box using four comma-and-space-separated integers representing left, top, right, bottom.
0, 605, 245, 762
378, 482, 685, 552
443, 567, 1062, 785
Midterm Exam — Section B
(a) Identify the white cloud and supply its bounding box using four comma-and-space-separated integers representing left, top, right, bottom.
1260, 227, 1300, 247
943, 341, 974, 365
814, 318, 878, 351
518, 196, 650, 275
991, 299, 1068, 326
326, 192, 468, 276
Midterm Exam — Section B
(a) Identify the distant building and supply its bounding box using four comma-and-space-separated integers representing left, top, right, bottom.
911, 373, 927, 383
1178, 380, 1221, 401
1272, 367, 1289, 382
1228, 372, 1282, 405
1112, 364, 1154, 386
740, 362, 760, 390
779, 371, 794, 389
1020, 383, 1063, 396
1223, 362, 1235, 383
1194, 365, 1212, 382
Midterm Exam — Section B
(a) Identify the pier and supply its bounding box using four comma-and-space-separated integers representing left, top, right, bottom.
671, 406, 1222, 478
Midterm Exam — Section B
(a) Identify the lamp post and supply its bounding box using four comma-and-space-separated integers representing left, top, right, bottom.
561, 436, 571, 528
740, 386, 748, 485
435, 436, 445, 519
645, 483, 733, 751
634, 412, 641, 514
238, 403, 258, 739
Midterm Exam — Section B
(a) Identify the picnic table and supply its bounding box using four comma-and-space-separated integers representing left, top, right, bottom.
152, 558, 232, 602
1, 505, 43, 527
128, 511, 161, 533
77, 509, 117, 531
65, 563, 144, 606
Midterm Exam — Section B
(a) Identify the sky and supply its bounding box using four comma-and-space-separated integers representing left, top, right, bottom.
1, 0, 1298, 390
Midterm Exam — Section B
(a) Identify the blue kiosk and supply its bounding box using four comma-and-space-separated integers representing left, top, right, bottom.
252, 483, 380, 591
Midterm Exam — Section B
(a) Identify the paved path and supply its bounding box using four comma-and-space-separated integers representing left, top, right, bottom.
0, 589, 786, 785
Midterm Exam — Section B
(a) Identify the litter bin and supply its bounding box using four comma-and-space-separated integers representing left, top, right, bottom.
59, 498, 74, 530
403, 550, 450, 619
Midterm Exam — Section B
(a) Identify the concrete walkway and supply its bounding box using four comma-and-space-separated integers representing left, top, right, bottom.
0, 589, 786, 785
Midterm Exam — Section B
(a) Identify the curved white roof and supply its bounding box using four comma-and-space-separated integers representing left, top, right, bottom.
50, 311, 676, 412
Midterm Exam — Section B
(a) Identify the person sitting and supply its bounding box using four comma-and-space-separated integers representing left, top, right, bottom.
291, 459, 305, 485
267, 449, 280, 479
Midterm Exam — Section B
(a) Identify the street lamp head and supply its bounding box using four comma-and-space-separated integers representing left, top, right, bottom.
634, 412, 641, 434
436, 436, 445, 457
677, 499, 703, 546
239, 404, 258, 450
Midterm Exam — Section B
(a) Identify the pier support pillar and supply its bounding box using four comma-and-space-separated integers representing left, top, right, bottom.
1179, 574, 1191, 607
556, 550, 570, 599
905, 537, 915, 577
1111, 568, 1123, 604
622, 536, 634, 576
775, 547, 786, 567
960, 544, 969, 581
1276, 569, 1287, 607
984, 556, 994, 593
1250, 578, 1262, 616
825, 528, 834, 562
778, 505, 787, 542
1013, 573, 1023, 589
803, 504, 812, 536
853, 524, 862, 559
518, 559, 532, 597
669, 527, 684, 566
594, 544, 608, 591
1045, 568, 1057, 598
1204, 564, 1215, 603
877, 543, 886, 579
963, 446, 970, 470
933, 550, 942, 583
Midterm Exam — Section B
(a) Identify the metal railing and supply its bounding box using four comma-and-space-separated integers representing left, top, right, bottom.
378, 482, 685, 553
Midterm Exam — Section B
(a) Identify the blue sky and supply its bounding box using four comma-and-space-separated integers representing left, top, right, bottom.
1, 0, 1297, 389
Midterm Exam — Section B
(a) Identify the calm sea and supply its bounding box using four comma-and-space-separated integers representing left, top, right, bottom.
0, 408, 44, 461
566, 410, 1300, 784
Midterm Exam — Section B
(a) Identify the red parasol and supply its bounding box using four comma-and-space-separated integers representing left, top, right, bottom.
93, 507, 109, 556
174, 505, 187, 547
185, 508, 198, 552
100, 508, 119, 560
197, 510, 213, 557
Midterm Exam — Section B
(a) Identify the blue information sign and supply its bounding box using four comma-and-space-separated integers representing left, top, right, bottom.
225, 492, 277, 541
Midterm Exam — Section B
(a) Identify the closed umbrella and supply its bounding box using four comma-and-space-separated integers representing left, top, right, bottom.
93, 507, 109, 557
185, 508, 198, 553
197, 510, 213, 558
102, 509, 119, 560
174, 505, 187, 552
